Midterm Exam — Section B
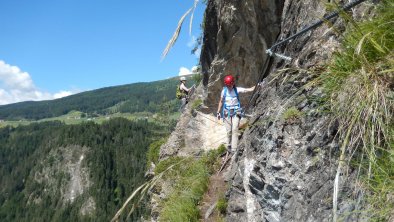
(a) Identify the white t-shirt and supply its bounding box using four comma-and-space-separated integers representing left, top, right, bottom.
220, 87, 247, 107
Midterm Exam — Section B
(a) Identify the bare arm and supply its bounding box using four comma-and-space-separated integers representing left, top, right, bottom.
245, 85, 256, 92
217, 97, 223, 114
180, 83, 190, 92
216, 95, 223, 119
239, 82, 264, 93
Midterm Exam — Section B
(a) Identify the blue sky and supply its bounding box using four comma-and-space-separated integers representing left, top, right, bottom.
0, 0, 205, 105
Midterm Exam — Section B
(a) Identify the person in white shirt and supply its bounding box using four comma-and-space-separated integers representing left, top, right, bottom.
179, 76, 191, 112
216, 74, 256, 154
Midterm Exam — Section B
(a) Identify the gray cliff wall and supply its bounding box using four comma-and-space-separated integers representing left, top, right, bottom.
156, 0, 375, 221
200, 0, 284, 111
196, 0, 374, 221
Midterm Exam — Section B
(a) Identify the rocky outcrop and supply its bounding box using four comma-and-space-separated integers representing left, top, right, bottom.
156, 0, 376, 221
32, 145, 94, 212
159, 109, 227, 159
198, 0, 373, 221
200, 0, 284, 111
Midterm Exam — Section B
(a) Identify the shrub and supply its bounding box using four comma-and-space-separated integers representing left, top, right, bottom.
146, 138, 167, 168
283, 107, 302, 122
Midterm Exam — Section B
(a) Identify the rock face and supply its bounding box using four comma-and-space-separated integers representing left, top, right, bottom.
197, 0, 372, 221
159, 109, 227, 159
32, 145, 94, 214
157, 0, 375, 221
200, 0, 284, 111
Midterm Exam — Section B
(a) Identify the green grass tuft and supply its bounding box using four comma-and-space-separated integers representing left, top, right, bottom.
319, 0, 394, 219
146, 138, 167, 169
160, 158, 209, 222
363, 141, 394, 220
154, 156, 184, 175
216, 144, 227, 156
283, 107, 303, 122
191, 99, 203, 111
158, 148, 224, 221
216, 193, 228, 215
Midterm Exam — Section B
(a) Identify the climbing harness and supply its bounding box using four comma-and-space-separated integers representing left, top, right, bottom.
266, 0, 367, 61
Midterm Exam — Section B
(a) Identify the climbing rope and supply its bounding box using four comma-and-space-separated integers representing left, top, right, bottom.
266, 0, 367, 61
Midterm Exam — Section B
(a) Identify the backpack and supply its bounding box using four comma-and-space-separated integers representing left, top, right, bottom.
176, 85, 183, 99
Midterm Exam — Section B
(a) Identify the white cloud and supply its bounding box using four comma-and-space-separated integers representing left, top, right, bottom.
191, 66, 198, 73
178, 67, 191, 76
53, 90, 73, 99
0, 60, 77, 105
178, 66, 198, 76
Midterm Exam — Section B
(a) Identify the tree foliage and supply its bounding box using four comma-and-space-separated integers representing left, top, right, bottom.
0, 118, 172, 221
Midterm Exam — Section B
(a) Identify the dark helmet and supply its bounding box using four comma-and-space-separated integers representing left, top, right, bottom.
224, 75, 235, 86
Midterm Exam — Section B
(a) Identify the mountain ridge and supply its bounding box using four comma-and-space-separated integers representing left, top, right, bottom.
0, 76, 195, 120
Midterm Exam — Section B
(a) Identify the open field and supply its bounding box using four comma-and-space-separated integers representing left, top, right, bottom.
0, 110, 180, 128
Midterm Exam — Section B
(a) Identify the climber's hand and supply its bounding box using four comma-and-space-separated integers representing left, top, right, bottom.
217, 112, 221, 120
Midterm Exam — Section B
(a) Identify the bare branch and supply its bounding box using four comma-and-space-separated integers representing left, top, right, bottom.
161, 7, 193, 60
189, 0, 200, 35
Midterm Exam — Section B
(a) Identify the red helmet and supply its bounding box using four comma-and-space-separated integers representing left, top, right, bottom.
224, 75, 235, 86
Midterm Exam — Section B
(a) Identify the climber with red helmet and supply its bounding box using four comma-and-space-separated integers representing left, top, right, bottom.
216, 74, 257, 154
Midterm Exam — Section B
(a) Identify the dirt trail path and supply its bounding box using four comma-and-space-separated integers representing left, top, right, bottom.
199, 159, 229, 221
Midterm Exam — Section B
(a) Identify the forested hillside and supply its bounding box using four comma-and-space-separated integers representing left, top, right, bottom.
0, 118, 173, 221
0, 77, 193, 120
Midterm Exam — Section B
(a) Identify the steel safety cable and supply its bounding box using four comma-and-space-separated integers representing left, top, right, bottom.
266, 0, 367, 60
244, 0, 368, 115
